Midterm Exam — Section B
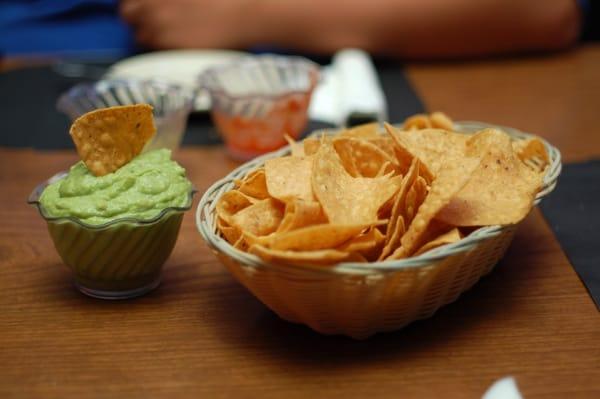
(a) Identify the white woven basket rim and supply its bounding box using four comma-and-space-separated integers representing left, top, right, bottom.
196, 121, 561, 275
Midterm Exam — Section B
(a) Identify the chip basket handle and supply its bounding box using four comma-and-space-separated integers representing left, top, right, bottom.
535, 143, 561, 203
196, 176, 229, 251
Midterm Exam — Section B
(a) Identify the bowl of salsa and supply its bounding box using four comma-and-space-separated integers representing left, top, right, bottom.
199, 55, 320, 160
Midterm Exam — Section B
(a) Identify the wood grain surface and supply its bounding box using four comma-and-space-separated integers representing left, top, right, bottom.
2, 46, 600, 398
407, 44, 600, 164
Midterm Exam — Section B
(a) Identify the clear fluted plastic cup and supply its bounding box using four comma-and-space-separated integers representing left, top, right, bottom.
57, 79, 194, 151
199, 55, 320, 160
28, 172, 196, 300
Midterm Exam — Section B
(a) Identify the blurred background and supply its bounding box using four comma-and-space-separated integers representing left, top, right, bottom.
0, 0, 598, 151
1, 0, 597, 60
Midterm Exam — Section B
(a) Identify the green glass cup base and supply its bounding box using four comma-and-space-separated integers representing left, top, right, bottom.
73, 273, 161, 300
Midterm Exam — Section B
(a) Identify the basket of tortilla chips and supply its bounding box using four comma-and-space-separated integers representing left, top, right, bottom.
196, 113, 560, 339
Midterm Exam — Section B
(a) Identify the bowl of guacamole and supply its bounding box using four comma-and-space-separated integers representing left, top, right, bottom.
28, 148, 195, 299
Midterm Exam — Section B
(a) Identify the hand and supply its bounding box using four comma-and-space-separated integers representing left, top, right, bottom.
120, 0, 258, 49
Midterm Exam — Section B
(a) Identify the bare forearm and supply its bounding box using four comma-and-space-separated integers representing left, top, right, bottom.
253, 0, 581, 58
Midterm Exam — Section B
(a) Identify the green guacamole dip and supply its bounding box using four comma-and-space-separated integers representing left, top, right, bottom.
40, 149, 193, 225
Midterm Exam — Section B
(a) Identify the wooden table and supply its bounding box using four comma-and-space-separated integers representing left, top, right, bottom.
1, 46, 599, 398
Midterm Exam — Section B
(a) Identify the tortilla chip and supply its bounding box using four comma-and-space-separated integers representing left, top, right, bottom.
249, 245, 351, 266
276, 199, 327, 233
265, 155, 314, 202
385, 123, 434, 181
260, 224, 366, 251
285, 134, 305, 157
216, 190, 256, 225
392, 127, 467, 176
337, 227, 385, 255
380, 172, 429, 260
430, 112, 454, 130
333, 139, 360, 177
404, 176, 429, 226
237, 168, 269, 200
334, 131, 395, 160
233, 236, 250, 252
405, 128, 467, 155
379, 215, 405, 260
512, 137, 550, 174
436, 128, 543, 226
277, 213, 294, 234
333, 137, 398, 178
69, 104, 156, 176
312, 140, 402, 225
339, 122, 380, 139
413, 228, 462, 256
385, 158, 419, 244
389, 155, 481, 259
303, 137, 321, 155
377, 188, 397, 221
375, 161, 395, 178
402, 112, 453, 131
346, 252, 369, 263
403, 114, 432, 130
230, 198, 284, 236
217, 217, 241, 244
366, 136, 396, 159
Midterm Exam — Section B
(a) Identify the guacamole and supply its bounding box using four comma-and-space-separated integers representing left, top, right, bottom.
40, 149, 192, 225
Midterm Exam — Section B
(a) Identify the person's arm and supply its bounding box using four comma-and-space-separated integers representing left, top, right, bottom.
255, 0, 581, 58
120, 0, 581, 59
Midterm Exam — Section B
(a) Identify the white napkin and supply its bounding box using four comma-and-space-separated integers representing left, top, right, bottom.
309, 49, 387, 126
482, 377, 523, 399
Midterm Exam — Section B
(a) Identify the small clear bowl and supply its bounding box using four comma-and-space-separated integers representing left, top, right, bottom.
199, 55, 320, 160
28, 172, 196, 300
57, 79, 194, 151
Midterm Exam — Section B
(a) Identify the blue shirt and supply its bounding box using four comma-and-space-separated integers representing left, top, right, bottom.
0, 0, 137, 58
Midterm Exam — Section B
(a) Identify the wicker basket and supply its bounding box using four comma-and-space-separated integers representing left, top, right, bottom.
196, 121, 561, 339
